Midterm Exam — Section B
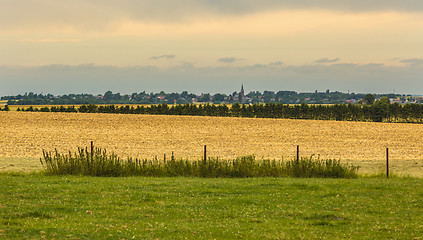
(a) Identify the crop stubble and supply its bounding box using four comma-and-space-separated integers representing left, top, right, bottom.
1, 112, 422, 176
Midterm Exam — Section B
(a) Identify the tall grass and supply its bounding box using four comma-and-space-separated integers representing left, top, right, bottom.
40, 146, 359, 178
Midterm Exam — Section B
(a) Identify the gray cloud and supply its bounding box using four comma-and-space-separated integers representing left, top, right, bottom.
1, 63, 422, 96
400, 58, 423, 64
218, 57, 244, 63
2, 1, 423, 30
150, 55, 176, 60
269, 61, 283, 66
315, 58, 340, 63
247, 64, 268, 69
197, 0, 423, 13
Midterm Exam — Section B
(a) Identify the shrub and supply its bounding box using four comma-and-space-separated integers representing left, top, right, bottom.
40, 146, 359, 178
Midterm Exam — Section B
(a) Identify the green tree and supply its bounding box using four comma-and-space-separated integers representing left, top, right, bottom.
377, 96, 390, 105
364, 94, 375, 105
213, 93, 225, 103
103, 91, 113, 101
231, 103, 241, 117
199, 94, 211, 103
371, 97, 390, 122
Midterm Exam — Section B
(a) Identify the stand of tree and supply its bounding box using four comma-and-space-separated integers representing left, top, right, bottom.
2, 90, 414, 105
15, 98, 423, 123
0, 105, 10, 111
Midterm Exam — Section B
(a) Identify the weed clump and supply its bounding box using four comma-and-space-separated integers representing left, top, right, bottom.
40, 146, 359, 178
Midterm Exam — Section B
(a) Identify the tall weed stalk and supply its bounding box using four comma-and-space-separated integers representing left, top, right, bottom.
40, 146, 359, 178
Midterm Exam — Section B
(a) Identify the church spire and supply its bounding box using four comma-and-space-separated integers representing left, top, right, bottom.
239, 84, 245, 104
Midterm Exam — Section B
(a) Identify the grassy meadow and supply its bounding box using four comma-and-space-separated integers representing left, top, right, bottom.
1, 111, 423, 176
1, 174, 422, 239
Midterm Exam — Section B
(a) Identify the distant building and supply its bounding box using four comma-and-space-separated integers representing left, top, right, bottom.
237, 84, 252, 104
239, 84, 245, 103
415, 97, 423, 104
391, 98, 401, 104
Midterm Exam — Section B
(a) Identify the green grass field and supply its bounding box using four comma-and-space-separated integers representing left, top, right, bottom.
1, 174, 422, 239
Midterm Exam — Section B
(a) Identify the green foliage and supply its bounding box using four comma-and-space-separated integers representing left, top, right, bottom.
3, 90, 378, 105
2, 105, 10, 111
371, 97, 391, 122
39, 107, 50, 112
364, 94, 375, 105
19, 102, 423, 123
40, 146, 359, 178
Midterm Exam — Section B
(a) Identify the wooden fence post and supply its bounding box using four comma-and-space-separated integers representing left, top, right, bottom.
297, 145, 300, 162
386, 148, 389, 179
90, 141, 94, 160
204, 145, 207, 162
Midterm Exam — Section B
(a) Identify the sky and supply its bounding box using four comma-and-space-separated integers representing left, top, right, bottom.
1, 0, 423, 96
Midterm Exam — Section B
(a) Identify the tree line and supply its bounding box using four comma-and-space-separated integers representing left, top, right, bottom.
2, 90, 413, 105
13, 98, 423, 123
0, 105, 10, 111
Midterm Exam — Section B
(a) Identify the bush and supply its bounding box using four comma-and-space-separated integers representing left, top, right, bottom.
40, 146, 359, 178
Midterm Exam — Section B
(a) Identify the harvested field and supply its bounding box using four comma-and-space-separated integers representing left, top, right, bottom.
6, 104, 152, 111
1, 112, 423, 176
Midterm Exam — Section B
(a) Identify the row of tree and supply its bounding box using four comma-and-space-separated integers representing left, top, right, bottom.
0, 105, 9, 111
3, 90, 412, 105
15, 98, 423, 123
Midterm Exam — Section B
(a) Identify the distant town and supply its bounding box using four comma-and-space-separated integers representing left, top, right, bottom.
1, 86, 422, 105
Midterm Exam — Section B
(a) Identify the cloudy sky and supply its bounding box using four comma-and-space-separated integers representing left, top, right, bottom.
1, 0, 423, 96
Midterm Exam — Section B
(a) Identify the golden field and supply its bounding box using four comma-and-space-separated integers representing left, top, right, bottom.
1, 112, 422, 176
5, 104, 152, 111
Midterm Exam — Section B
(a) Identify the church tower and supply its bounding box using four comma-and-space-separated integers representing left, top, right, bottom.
239, 84, 245, 103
